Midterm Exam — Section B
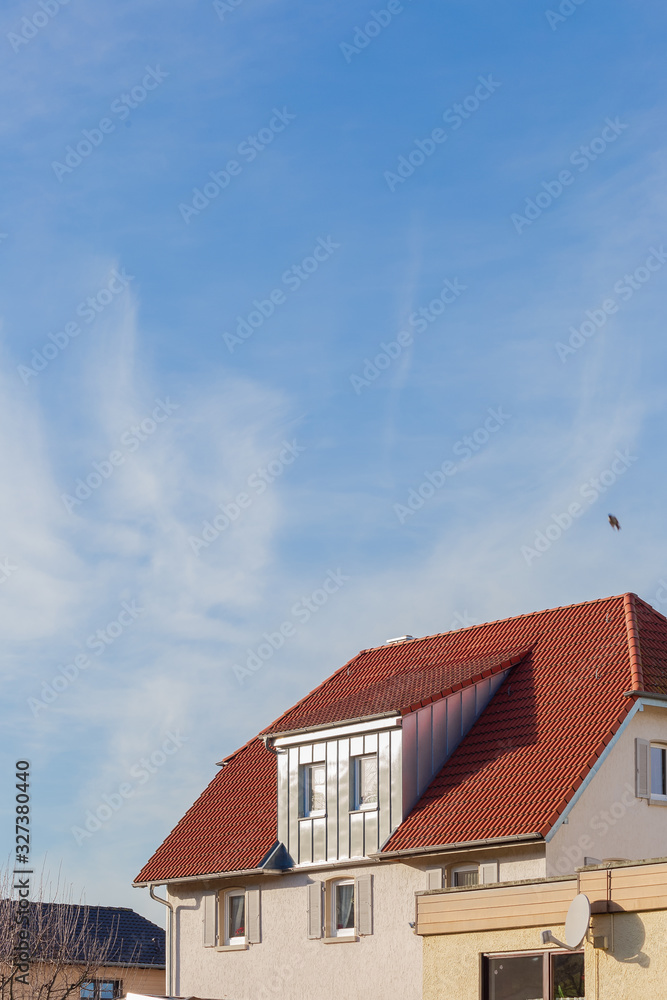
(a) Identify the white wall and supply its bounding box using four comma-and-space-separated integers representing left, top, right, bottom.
547, 703, 667, 875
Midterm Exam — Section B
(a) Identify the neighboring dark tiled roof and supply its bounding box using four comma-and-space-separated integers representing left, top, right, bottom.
3, 902, 165, 966
135, 593, 667, 882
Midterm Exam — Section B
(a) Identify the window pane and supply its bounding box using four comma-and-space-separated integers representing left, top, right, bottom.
80, 984, 95, 1000
486, 955, 543, 1000
98, 984, 115, 1000
454, 869, 479, 886
360, 757, 377, 806
335, 883, 354, 931
651, 746, 666, 795
552, 952, 585, 997
309, 765, 326, 812
229, 894, 245, 939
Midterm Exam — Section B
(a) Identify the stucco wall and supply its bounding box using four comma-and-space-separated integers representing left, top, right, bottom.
170, 863, 423, 1000
547, 705, 667, 875
422, 909, 667, 1000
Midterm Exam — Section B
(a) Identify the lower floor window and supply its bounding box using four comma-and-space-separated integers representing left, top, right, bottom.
333, 879, 355, 936
483, 950, 584, 999
80, 981, 123, 1000
226, 890, 246, 944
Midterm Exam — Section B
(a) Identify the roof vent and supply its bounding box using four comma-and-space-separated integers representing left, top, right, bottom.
385, 635, 415, 645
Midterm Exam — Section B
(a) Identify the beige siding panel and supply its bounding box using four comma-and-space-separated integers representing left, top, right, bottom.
432, 698, 447, 775
313, 741, 326, 762
363, 808, 378, 855
326, 740, 338, 862
350, 810, 364, 858
446, 692, 461, 755
312, 816, 326, 863
288, 747, 300, 858
299, 744, 313, 764
364, 733, 378, 754
350, 735, 364, 757
402, 711, 418, 816
338, 738, 350, 859
378, 730, 392, 846
299, 818, 313, 865
417, 705, 433, 796
417, 880, 577, 935
390, 728, 402, 829
277, 750, 289, 847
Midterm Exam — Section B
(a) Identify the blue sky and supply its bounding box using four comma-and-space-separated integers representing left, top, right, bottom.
1, 0, 667, 924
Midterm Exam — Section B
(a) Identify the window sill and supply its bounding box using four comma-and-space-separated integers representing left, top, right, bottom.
649, 795, 667, 806
349, 806, 378, 814
322, 935, 359, 944
216, 943, 248, 951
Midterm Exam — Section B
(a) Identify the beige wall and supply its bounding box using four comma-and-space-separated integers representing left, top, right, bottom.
167, 845, 547, 1000
547, 705, 667, 875
170, 863, 422, 1000
422, 908, 667, 1000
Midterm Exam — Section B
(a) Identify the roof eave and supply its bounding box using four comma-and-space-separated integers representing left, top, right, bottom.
375, 831, 543, 859
133, 867, 285, 888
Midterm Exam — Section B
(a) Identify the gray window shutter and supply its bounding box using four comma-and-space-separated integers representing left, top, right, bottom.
426, 868, 443, 890
247, 887, 261, 944
636, 738, 650, 798
307, 882, 322, 939
479, 862, 498, 884
202, 892, 217, 947
355, 874, 373, 936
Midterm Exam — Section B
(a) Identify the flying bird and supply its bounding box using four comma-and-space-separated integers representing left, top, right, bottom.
608, 514, 621, 531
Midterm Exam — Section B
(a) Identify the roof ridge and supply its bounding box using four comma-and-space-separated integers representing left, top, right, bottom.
623, 592, 644, 691
355, 593, 626, 654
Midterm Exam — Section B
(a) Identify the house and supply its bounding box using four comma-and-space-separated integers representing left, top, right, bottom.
1, 902, 165, 1000
133, 592, 667, 1000
417, 856, 667, 999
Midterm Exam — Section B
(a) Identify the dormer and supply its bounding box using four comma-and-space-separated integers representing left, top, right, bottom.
265, 648, 525, 865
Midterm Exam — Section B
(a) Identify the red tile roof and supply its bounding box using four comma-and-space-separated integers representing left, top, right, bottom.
135, 593, 667, 883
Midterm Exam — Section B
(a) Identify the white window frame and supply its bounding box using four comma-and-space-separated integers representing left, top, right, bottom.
223, 889, 246, 946
330, 878, 355, 938
650, 742, 667, 800
301, 762, 326, 817
351, 754, 378, 812
451, 864, 479, 887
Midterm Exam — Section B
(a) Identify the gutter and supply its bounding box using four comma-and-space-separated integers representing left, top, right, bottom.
624, 690, 667, 702
372, 832, 543, 860
149, 887, 174, 996
134, 867, 285, 888
263, 711, 401, 741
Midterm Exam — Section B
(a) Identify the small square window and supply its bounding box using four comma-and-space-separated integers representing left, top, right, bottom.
332, 880, 355, 937
352, 755, 377, 810
452, 866, 478, 887
80, 981, 122, 1000
651, 745, 667, 796
301, 763, 326, 817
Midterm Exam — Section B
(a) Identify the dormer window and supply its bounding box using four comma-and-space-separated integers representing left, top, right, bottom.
352, 754, 378, 811
301, 762, 326, 817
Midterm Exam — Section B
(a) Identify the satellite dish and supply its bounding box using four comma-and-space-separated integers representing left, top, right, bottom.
541, 893, 590, 950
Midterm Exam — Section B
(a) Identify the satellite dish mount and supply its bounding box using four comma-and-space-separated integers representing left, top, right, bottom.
541, 893, 591, 950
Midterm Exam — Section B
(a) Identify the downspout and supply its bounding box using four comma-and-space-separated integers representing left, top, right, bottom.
150, 886, 175, 996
